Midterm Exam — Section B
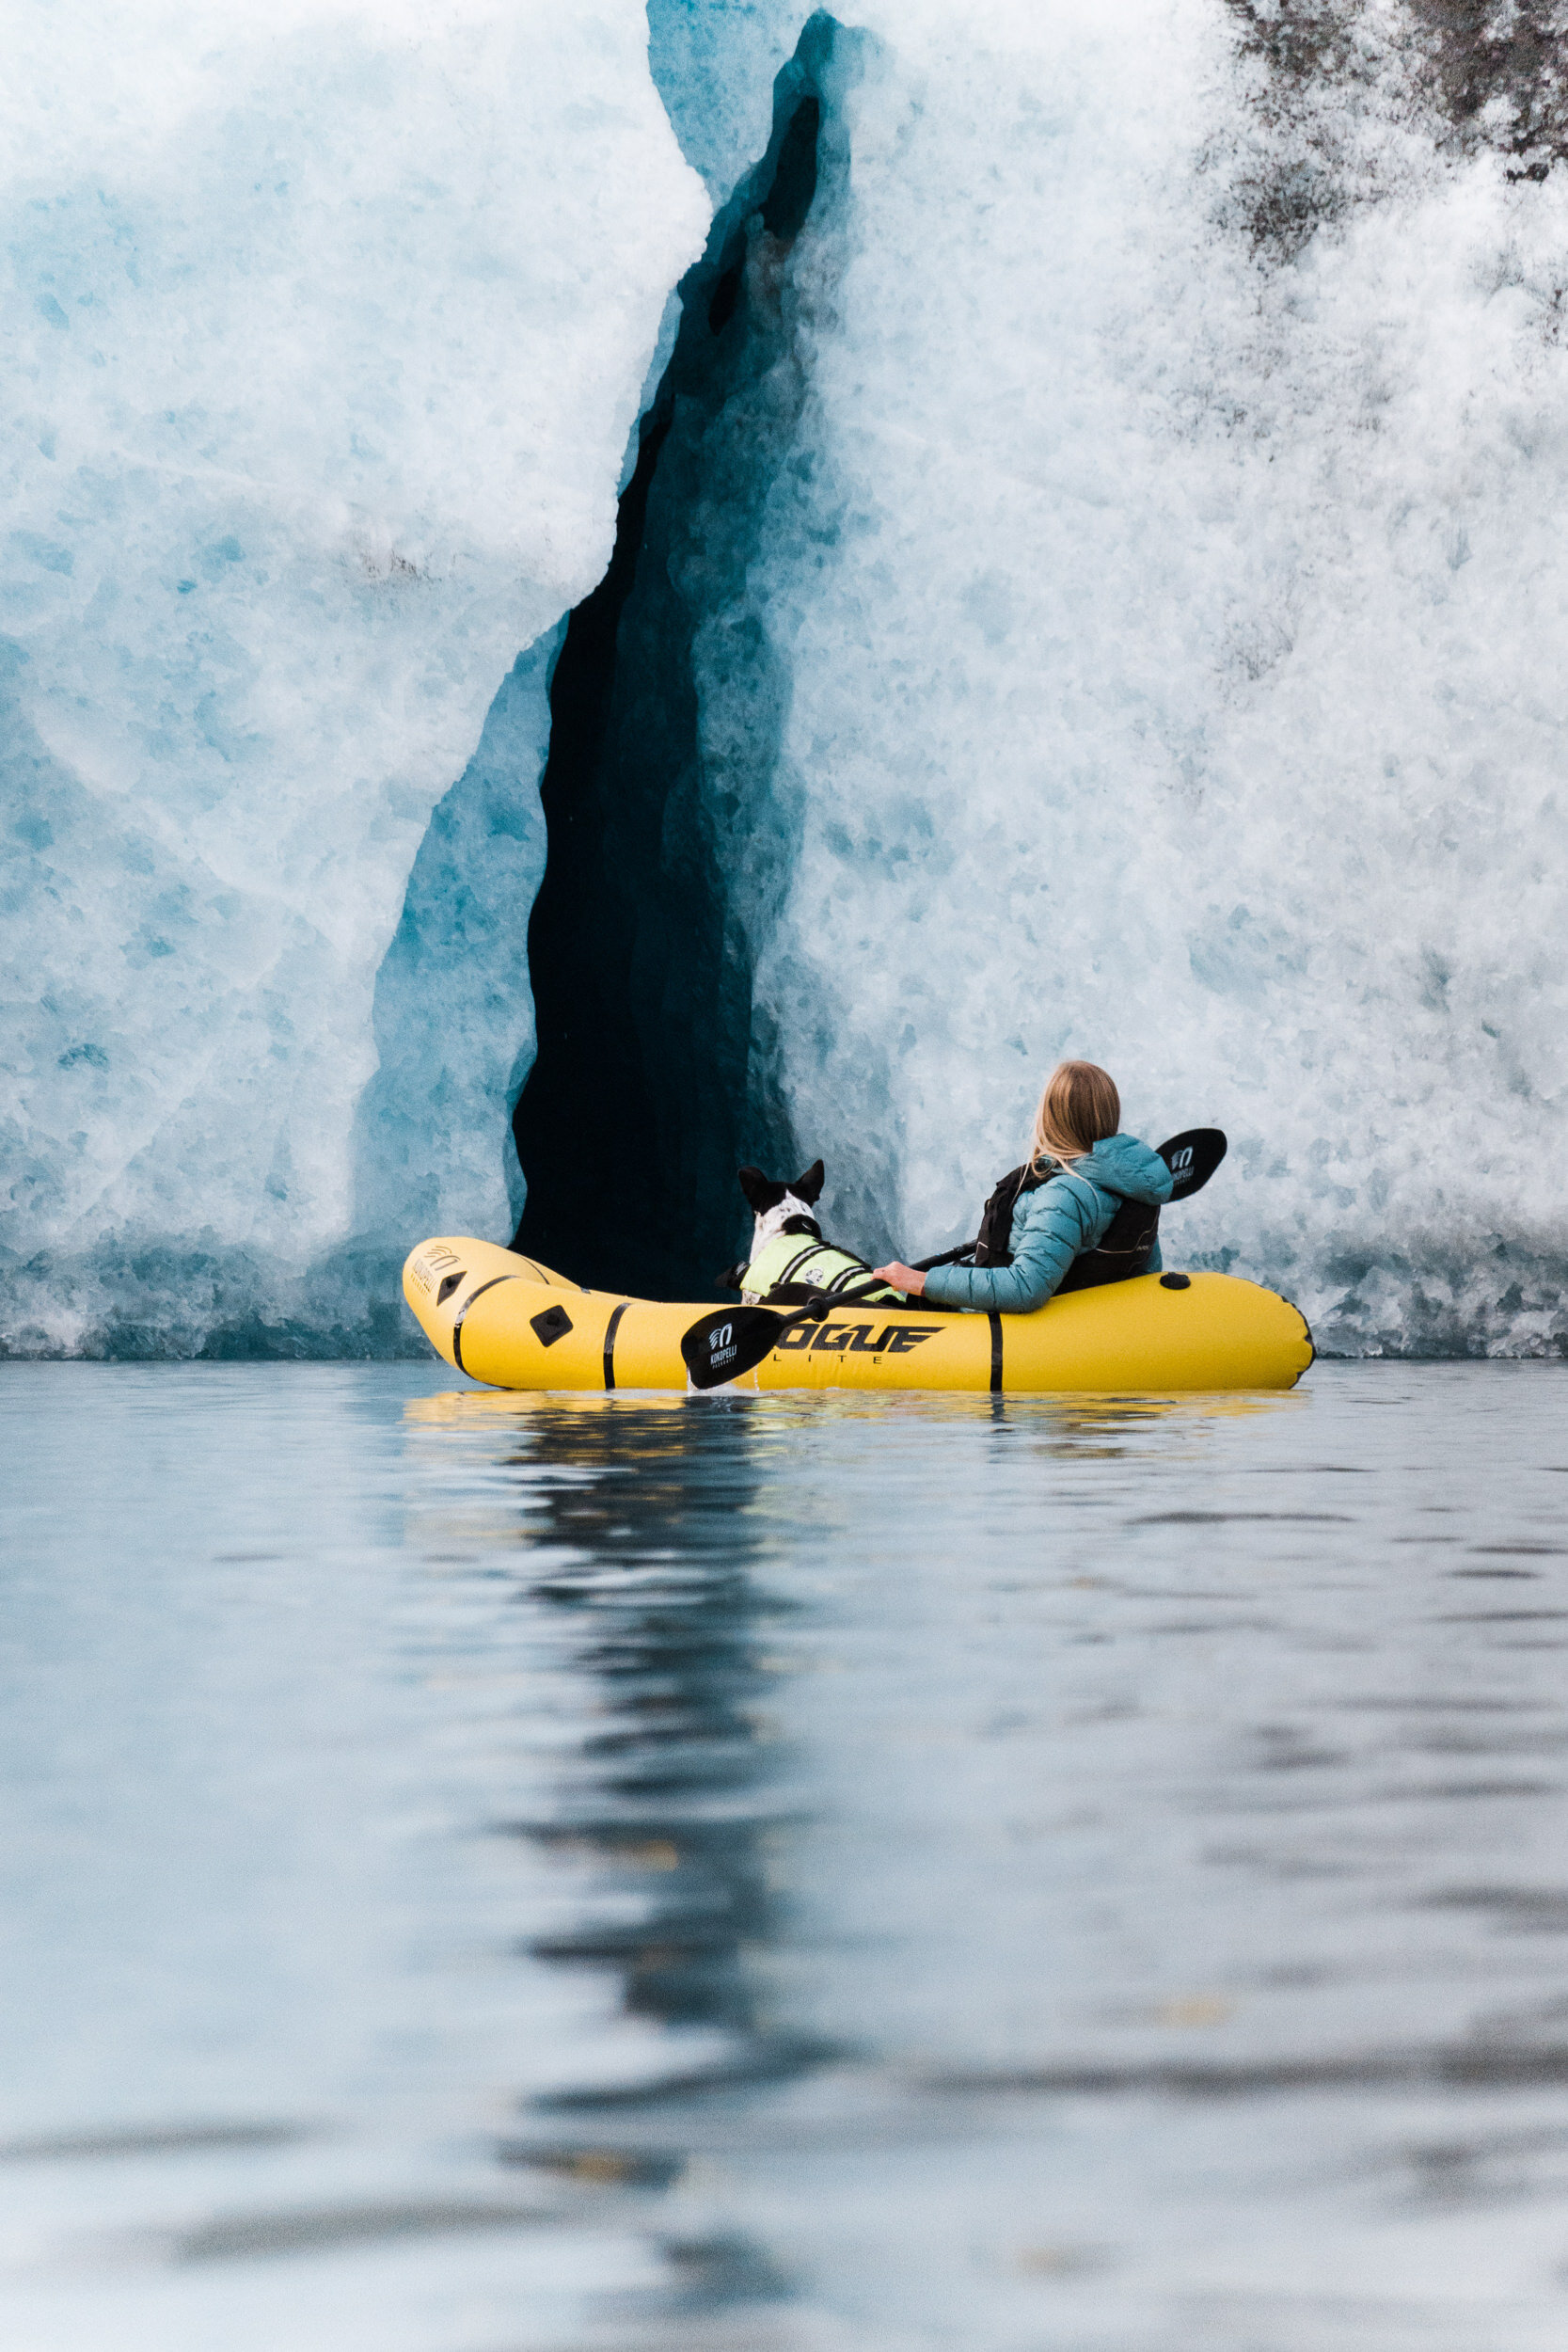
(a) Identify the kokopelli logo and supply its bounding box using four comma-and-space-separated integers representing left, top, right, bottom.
709, 1323, 733, 1351
1172, 1147, 1193, 1173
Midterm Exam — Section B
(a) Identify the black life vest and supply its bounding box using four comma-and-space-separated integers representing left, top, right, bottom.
973, 1163, 1160, 1295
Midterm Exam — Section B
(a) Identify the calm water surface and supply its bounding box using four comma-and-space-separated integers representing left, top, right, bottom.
5, 1363, 1568, 2351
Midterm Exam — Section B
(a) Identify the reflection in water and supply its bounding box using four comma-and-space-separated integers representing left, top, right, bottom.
422, 1386, 1323, 2335
405, 1388, 1304, 1438
400, 1384, 1323, 2336
9, 1367, 1568, 2352
473, 1397, 816, 2318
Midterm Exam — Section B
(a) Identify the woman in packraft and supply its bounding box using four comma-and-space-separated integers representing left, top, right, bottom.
874, 1060, 1173, 1312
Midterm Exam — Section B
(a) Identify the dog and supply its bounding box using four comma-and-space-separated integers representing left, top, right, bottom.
721, 1161, 903, 1305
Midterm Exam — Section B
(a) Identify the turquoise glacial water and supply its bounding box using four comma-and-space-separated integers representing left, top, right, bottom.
5, 1363, 1568, 2351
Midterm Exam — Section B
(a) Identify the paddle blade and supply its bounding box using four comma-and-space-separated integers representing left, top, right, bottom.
1158, 1127, 1227, 1201
681, 1304, 788, 1391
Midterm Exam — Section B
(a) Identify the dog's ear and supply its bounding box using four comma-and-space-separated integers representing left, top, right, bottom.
737, 1165, 784, 1213
792, 1159, 825, 1205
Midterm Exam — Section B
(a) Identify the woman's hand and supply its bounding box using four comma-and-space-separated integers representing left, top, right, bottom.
874, 1262, 927, 1296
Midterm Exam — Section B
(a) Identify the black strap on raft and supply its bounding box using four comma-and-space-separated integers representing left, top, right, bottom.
602, 1300, 628, 1390
451, 1275, 519, 1375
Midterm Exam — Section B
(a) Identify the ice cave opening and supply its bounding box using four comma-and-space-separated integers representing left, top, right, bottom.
512, 15, 849, 1304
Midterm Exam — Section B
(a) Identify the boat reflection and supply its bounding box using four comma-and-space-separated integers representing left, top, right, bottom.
398, 1381, 1305, 2330
450, 1395, 813, 2323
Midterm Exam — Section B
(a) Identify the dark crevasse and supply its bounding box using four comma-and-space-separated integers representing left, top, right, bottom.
512, 12, 852, 1303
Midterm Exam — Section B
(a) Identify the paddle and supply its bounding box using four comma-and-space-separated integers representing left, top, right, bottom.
1158, 1126, 1227, 1200
911, 1127, 1227, 1270
911, 1241, 974, 1273
682, 1281, 895, 1392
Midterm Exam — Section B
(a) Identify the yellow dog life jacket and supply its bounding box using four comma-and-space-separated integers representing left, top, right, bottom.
741, 1230, 904, 1305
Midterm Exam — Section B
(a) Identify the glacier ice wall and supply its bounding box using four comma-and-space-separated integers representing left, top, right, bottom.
658, 0, 1568, 1350
351, 628, 559, 1264
648, 0, 817, 197
8, 0, 1568, 1354
0, 0, 706, 1354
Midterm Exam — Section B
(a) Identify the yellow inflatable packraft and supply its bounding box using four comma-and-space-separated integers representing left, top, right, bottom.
403, 1236, 1313, 1393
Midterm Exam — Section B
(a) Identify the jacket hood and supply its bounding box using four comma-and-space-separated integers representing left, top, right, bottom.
1069, 1133, 1174, 1205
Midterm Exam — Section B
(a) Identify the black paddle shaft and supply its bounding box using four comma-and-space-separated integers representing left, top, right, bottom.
911, 1128, 1227, 1270
682, 1281, 895, 1391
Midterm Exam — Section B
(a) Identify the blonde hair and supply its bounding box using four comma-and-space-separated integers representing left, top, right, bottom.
1031, 1059, 1120, 1172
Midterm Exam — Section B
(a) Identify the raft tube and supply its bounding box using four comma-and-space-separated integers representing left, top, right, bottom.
404, 1237, 1313, 1393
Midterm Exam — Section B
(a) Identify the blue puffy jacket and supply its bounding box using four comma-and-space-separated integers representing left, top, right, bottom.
923, 1135, 1174, 1315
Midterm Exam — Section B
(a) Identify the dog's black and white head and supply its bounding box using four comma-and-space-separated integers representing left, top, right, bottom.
737, 1160, 825, 1253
